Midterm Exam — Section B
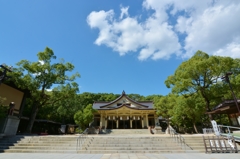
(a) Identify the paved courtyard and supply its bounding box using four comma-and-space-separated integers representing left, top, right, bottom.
0, 153, 239, 159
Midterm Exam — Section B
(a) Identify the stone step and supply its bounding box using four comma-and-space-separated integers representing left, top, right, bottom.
0, 139, 76, 142
4, 143, 182, 147
87, 136, 173, 140
183, 139, 203, 141
0, 143, 15, 146
2, 149, 77, 153
18, 138, 77, 141
6, 146, 182, 150
78, 150, 197, 153
87, 137, 172, 140
0, 146, 9, 149
0, 135, 209, 154
86, 141, 176, 144
185, 142, 206, 145
2, 137, 173, 142
87, 136, 171, 138
183, 136, 212, 151
82, 147, 183, 150
13, 143, 77, 146
187, 146, 206, 150
85, 138, 173, 141
11, 142, 177, 146
9, 143, 180, 147
8, 146, 77, 150
184, 140, 205, 142
0, 141, 77, 145
15, 139, 167, 142
15, 141, 76, 143
83, 143, 180, 146
103, 129, 150, 133
2, 149, 198, 153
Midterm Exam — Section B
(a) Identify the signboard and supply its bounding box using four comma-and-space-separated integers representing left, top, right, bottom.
211, 120, 220, 136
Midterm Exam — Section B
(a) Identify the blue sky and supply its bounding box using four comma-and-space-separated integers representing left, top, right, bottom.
1, 0, 240, 96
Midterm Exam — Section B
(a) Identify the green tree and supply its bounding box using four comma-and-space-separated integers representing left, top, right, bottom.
74, 104, 96, 130
154, 94, 177, 118
165, 51, 236, 119
154, 94, 177, 133
127, 94, 145, 101
12, 47, 80, 133
144, 95, 162, 101
36, 83, 80, 124
171, 94, 205, 133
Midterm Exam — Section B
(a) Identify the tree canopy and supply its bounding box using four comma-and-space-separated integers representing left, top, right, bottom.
165, 51, 238, 115
11, 47, 80, 133
74, 104, 96, 130
155, 51, 240, 133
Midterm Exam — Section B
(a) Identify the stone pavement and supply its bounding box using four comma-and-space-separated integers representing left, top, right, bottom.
0, 153, 239, 159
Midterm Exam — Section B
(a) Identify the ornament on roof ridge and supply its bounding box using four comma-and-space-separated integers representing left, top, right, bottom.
122, 90, 125, 95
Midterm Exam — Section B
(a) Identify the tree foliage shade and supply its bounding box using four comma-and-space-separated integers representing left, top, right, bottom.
165, 51, 238, 113
154, 51, 240, 133
154, 94, 176, 118
74, 104, 96, 130
10, 47, 80, 133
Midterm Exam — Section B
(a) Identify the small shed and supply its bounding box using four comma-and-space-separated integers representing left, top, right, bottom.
207, 99, 240, 126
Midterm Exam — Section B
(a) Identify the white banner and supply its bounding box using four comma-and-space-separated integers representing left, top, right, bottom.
211, 120, 220, 136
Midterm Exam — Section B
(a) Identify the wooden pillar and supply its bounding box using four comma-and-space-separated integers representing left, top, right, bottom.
105, 116, 108, 129
130, 119, 132, 129
116, 119, 119, 129
102, 115, 105, 127
142, 117, 144, 128
146, 114, 149, 128
100, 114, 102, 127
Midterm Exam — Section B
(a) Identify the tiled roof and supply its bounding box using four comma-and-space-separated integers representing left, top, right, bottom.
92, 91, 154, 110
206, 99, 240, 114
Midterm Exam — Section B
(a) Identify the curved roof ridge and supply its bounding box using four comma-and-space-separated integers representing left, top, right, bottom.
99, 92, 150, 108
99, 92, 125, 108
102, 104, 150, 110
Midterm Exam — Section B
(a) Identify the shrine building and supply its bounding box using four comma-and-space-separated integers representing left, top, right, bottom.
92, 91, 158, 129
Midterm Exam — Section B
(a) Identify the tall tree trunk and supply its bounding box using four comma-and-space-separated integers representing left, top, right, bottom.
25, 103, 39, 133
193, 122, 198, 133
200, 90, 213, 120
206, 102, 213, 120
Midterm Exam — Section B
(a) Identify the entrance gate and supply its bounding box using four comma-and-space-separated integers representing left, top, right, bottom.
106, 116, 143, 129
119, 120, 130, 129
107, 120, 116, 129
132, 120, 141, 129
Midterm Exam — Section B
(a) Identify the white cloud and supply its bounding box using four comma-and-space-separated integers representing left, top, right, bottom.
181, 2, 240, 58
213, 41, 240, 58
87, 0, 240, 60
87, 6, 180, 60
120, 6, 129, 19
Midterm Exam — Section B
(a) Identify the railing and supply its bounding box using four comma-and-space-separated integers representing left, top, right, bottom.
202, 128, 214, 134
218, 125, 240, 133
169, 127, 189, 150
217, 125, 240, 142
203, 135, 238, 153
76, 128, 89, 150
